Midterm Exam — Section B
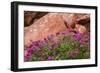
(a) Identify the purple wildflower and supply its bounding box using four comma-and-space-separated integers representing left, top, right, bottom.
56, 32, 60, 35
51, 41, 57, 46
24, 50, 30, 61
33, 45, 40, 51
38, 41, 44, 47
24, 50, 29, 57
75, 33, 82, 40
47, 56, 52, 60
61, 31, 66, 35
57, 38, 62, 43
44, 38, 49, 43
27, 48, 33, 54
47, 47, 52, 51
41, 40, 47, 44
79, 40, 86, 44
28, 44, 33, 48
47, 34, 54, 40
34, 41, 40, 46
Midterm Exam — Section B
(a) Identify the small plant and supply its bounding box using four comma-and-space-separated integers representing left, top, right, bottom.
24, 29, 90, 61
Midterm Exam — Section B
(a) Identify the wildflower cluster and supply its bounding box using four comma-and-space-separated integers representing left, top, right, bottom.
24, 29, 90, 61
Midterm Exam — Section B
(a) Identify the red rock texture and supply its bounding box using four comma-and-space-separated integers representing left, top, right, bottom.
24, 12, 90, 47
24, 13, 67, 47
24, 12, 48, 26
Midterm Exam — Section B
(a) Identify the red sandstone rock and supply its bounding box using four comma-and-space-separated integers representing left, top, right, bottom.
24, 12, 48, 26
61, 13, 77, 28
24, 13, 67, 47
24, 12, 37, 26
24, 12, 90, 47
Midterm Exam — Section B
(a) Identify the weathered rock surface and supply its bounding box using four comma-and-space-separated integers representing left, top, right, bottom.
24, 12, 37, 26
24, 11, 48, 26
24, 13, 67, 47
61, 13, 77, 28
24, 12, 90, 47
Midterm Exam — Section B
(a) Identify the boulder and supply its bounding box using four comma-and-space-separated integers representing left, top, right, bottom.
24, 12, 90, 47
24, 13, 67, 47
24, 11, 48, 26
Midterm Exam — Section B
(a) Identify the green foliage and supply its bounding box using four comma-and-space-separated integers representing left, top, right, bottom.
24, 30, 90, 61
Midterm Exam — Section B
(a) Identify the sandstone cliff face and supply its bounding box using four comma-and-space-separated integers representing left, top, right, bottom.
24, 12, 90, 47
